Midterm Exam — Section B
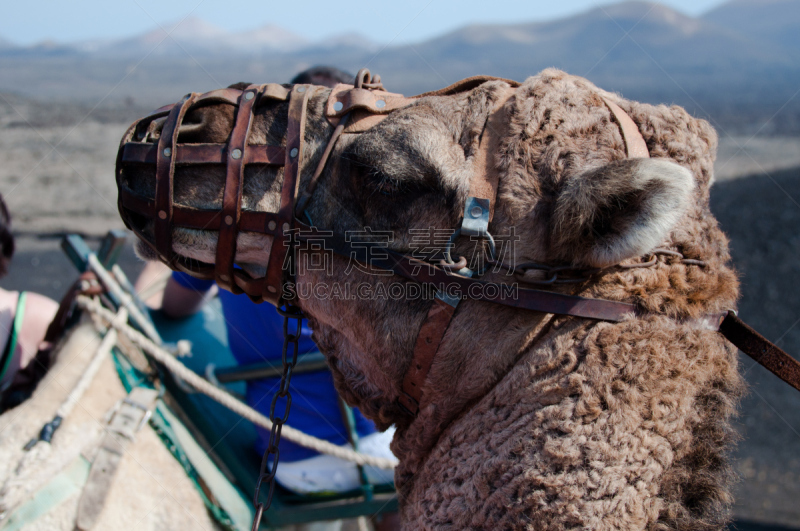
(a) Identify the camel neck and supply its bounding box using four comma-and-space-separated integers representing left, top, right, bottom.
391, 309, 556, 488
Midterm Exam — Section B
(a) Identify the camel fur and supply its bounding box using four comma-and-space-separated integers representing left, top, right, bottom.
118, 68, 744, 530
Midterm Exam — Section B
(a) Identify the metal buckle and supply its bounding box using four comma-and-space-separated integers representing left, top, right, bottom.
105, 395, 155, 436
461, 197, 490, 237
397, 392, 420, 416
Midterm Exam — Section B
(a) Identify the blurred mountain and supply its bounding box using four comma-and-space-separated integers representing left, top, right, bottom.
95, 17, 309, 56
704, 0, 800, 51
397, 1, 790, 92
1, 1, 799, 134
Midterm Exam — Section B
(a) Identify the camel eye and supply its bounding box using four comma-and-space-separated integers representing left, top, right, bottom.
369, 169, 405, 196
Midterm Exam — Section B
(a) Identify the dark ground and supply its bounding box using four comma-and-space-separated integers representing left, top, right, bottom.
2, 167, 800, 529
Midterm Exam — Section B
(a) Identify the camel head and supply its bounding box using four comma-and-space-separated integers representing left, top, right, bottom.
116, 69, 732, 438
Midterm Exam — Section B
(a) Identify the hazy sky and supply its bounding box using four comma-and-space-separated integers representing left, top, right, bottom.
1, 0, 729, 46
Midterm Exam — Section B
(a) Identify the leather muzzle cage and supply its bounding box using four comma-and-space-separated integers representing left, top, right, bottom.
116, 69, 444, 305
116, 71, 508, 305
117, 83, 314, 305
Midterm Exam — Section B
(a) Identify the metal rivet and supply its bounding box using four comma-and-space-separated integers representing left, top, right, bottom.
244, 91, 255, 100
290, 147, 299, 158
231, 149, 242, 160
268, 220, 277, 231
297, 86, 306, 93
282, 222, 290, 232
470, 205, 483, 218
267, 285, 277, 293
158, 210, 167, 220
163, 147, 172, 157
219, 274, 229, 282
376, 100, 386, 109
333, 101, 344, 112
225, 215, 234, 225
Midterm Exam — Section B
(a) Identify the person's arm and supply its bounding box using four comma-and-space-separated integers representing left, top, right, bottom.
134, 262, 216, 318
134, 261, 172, 309
18, 291, 58, 369
161, 274, 216, 318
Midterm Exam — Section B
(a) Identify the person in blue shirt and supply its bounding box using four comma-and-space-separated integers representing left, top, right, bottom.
163, 269, 395, 493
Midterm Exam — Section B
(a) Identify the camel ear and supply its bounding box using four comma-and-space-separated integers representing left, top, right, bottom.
549, 158, 694, 268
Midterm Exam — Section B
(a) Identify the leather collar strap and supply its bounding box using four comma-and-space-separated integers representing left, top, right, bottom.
719, 312, 800, 393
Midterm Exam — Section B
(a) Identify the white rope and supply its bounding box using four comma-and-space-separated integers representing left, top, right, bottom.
76, 295, 398, 470
56, 306, 127, 420
87, 254, 163, 346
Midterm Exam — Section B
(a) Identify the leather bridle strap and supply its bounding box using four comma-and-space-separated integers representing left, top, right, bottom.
262, 84, 315, 304
154, 93, 198, 263
601, 96, 650, 159
719, 312, 800, 393
464, 86, 515, 224
293, 227, 637, 319
398, 294, 458, 414
215, 85, 259, 293
297, 227, 800, 406
399, 87, 516, 414
397, 94, 643, 416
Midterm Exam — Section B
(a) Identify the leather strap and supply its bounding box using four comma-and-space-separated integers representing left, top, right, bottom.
215, 85, 259, 292
415, 75, 521, 98
292, 223, 639, 322
76, 387, 158, 530
121, 143, 285, 165
719, 312, 800, 393
396, 93, 647, 417
602, 97, 650, 159
466, 86, 515, 222
398, 87, 516, 414
262, 85, 315, 305
154, 94, 198, 263
325, 85, 415, 124
399, 295, 459, 415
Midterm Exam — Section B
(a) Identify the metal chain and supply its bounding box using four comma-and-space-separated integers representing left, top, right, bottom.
250, 300, 304, 531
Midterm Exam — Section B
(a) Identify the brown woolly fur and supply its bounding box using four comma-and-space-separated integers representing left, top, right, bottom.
400, 317, 741, 530
118, 68, 745, 530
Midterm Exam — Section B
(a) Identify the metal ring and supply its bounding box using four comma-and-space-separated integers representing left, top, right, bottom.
618, 254, 658, 269
681, 259, 707, 267
439, 256, 468, 270
515, 271, 558, 285
443, 228, 497, 266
